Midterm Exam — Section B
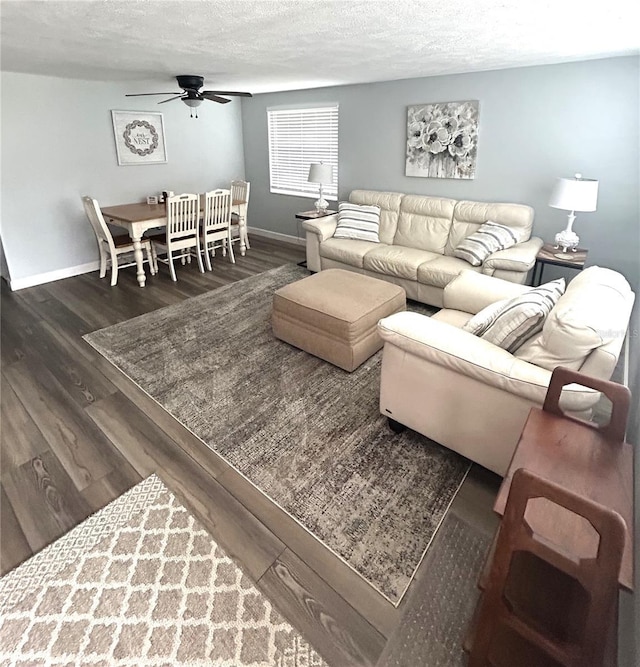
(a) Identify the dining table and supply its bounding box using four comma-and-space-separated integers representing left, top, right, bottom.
102, 197, 247, 287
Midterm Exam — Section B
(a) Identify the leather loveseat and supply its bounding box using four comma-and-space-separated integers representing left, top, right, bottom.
303, 190, 544, 307
376, 267, 635, 475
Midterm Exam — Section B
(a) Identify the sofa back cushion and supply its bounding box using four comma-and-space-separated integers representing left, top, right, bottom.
394, 195, 456, 253
444, 201, 534, 257
349, 190, 403, 245
515, 266, 634, 373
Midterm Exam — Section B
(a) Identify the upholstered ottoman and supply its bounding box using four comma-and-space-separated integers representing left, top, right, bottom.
272, 269, 406, 371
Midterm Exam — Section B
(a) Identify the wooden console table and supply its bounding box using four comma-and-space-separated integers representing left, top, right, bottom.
466, 367, 633, 666
494, 368, 633, 590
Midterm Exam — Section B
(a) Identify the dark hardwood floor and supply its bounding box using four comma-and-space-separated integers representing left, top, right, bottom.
0, 236, 500, 666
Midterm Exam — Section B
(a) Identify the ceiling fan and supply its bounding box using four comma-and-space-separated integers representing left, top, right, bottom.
126, 75, 252, 118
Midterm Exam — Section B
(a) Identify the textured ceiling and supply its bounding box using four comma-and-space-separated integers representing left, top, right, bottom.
1, 0, 638, 93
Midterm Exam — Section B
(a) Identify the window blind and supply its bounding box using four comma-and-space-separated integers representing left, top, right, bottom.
267, 106, 339, 199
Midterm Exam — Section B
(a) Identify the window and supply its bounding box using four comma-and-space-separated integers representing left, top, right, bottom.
267, 105, 338, 199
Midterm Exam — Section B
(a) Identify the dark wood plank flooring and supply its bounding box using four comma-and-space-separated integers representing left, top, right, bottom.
0, 236, 500, 666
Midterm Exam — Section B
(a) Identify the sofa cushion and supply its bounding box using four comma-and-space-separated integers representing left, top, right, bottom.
515, 266, 633, 370
432, 309, 473, 328
349, 190, 403, 245
463, 279, 565, 353
333, 202, 381, 243
364, 245, 440, 281
453, 221, 519, 266
320, 238, 382, 268
444, 201, 534, 256
394, 195, 456, 254
417, 255, 481, 289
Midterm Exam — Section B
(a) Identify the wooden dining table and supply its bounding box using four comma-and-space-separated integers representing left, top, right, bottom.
102, 198, 246, 287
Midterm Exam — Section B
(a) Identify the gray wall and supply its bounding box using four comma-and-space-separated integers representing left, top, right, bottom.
1, 71, 245, 285
242, 56, 639, 289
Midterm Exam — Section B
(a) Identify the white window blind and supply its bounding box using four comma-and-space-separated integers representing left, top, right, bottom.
267, 105, 338, 199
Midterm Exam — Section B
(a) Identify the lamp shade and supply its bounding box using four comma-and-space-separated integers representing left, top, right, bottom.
308, 163, 333, 185
549, 174, 598, 212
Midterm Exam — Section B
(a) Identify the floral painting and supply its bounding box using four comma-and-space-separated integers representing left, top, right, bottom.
406, 101, 479, 179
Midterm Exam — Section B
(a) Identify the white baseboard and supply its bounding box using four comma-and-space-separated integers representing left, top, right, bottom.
248, 226, 305, 247
10, 260, 100, 291
9, 230, 303, 291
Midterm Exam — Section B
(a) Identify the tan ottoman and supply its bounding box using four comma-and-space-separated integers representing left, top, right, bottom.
272, 269, 406, 371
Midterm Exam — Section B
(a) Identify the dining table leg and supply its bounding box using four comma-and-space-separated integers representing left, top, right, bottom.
132, 234, 147, 287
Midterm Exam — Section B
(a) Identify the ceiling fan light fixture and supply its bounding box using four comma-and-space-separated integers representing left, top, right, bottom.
125, 76, 251, 119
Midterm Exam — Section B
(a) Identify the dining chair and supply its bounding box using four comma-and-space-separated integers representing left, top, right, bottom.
230, 179, 251, 256
152, 193, 204, 281
202, 189, 235, 270
82, 196, 156, 287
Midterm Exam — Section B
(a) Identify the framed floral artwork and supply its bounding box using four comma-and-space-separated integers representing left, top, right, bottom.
406, 101, 479, 179
111, 110, 167, 166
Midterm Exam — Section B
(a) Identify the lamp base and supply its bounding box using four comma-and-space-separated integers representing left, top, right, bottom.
554, 228, 579, 254
314, 197, 329, 214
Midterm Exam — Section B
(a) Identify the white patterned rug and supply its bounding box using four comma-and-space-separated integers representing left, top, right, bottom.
0, 475, 326, 667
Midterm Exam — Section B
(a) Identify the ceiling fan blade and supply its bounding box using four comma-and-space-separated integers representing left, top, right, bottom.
202, 93, 232, 104
157, 95, 185, 104
125, 92, 181, 97
203, 90, 253, 98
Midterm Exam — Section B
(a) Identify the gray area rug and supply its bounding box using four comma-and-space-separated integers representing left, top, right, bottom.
377, 513, 491, 667
85, 264, 470, 605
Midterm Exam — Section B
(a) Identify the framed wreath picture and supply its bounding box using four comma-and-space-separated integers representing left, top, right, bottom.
111, 110, 167, 166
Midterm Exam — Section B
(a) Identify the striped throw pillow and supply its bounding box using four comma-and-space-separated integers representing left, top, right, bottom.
463, 279, 566, 353
333, 202, 381, 243
453, 221, 519, 266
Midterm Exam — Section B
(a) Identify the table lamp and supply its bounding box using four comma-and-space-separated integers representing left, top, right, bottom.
308, 163, 333, 213
548, 173, 598, 259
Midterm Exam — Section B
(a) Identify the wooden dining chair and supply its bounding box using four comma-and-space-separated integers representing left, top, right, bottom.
82, 196, 156, 287
151, 193, 204, 282
230, 179, 251, 256
202, 189, 235, 270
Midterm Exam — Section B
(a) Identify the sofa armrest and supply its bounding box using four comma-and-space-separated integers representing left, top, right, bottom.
481, 237, 544, 275
302, 214, 338, 242
443, 270, 531, 314
377, 311, 599, 412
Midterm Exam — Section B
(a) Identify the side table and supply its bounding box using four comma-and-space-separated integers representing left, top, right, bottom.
532, 243, 588, 286
295, 210, 338, 221
295, 209, 337, 268
493, 367, 633, 591
465, 367, 633, 665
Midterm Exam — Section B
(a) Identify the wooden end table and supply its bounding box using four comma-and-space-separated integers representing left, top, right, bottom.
494, 368, 633, 591
295, 209, 337, 221
465, 368, 633, 663
532, 243, 588, 286
295, 210, 337, 268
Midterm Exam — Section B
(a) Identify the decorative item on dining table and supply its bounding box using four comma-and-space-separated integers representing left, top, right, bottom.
307, 162, 333, 213
548, 173, 598, 258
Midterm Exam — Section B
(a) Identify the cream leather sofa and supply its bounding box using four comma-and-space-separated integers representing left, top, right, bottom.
377, 267, 635, 476
303, 190, 543, 307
